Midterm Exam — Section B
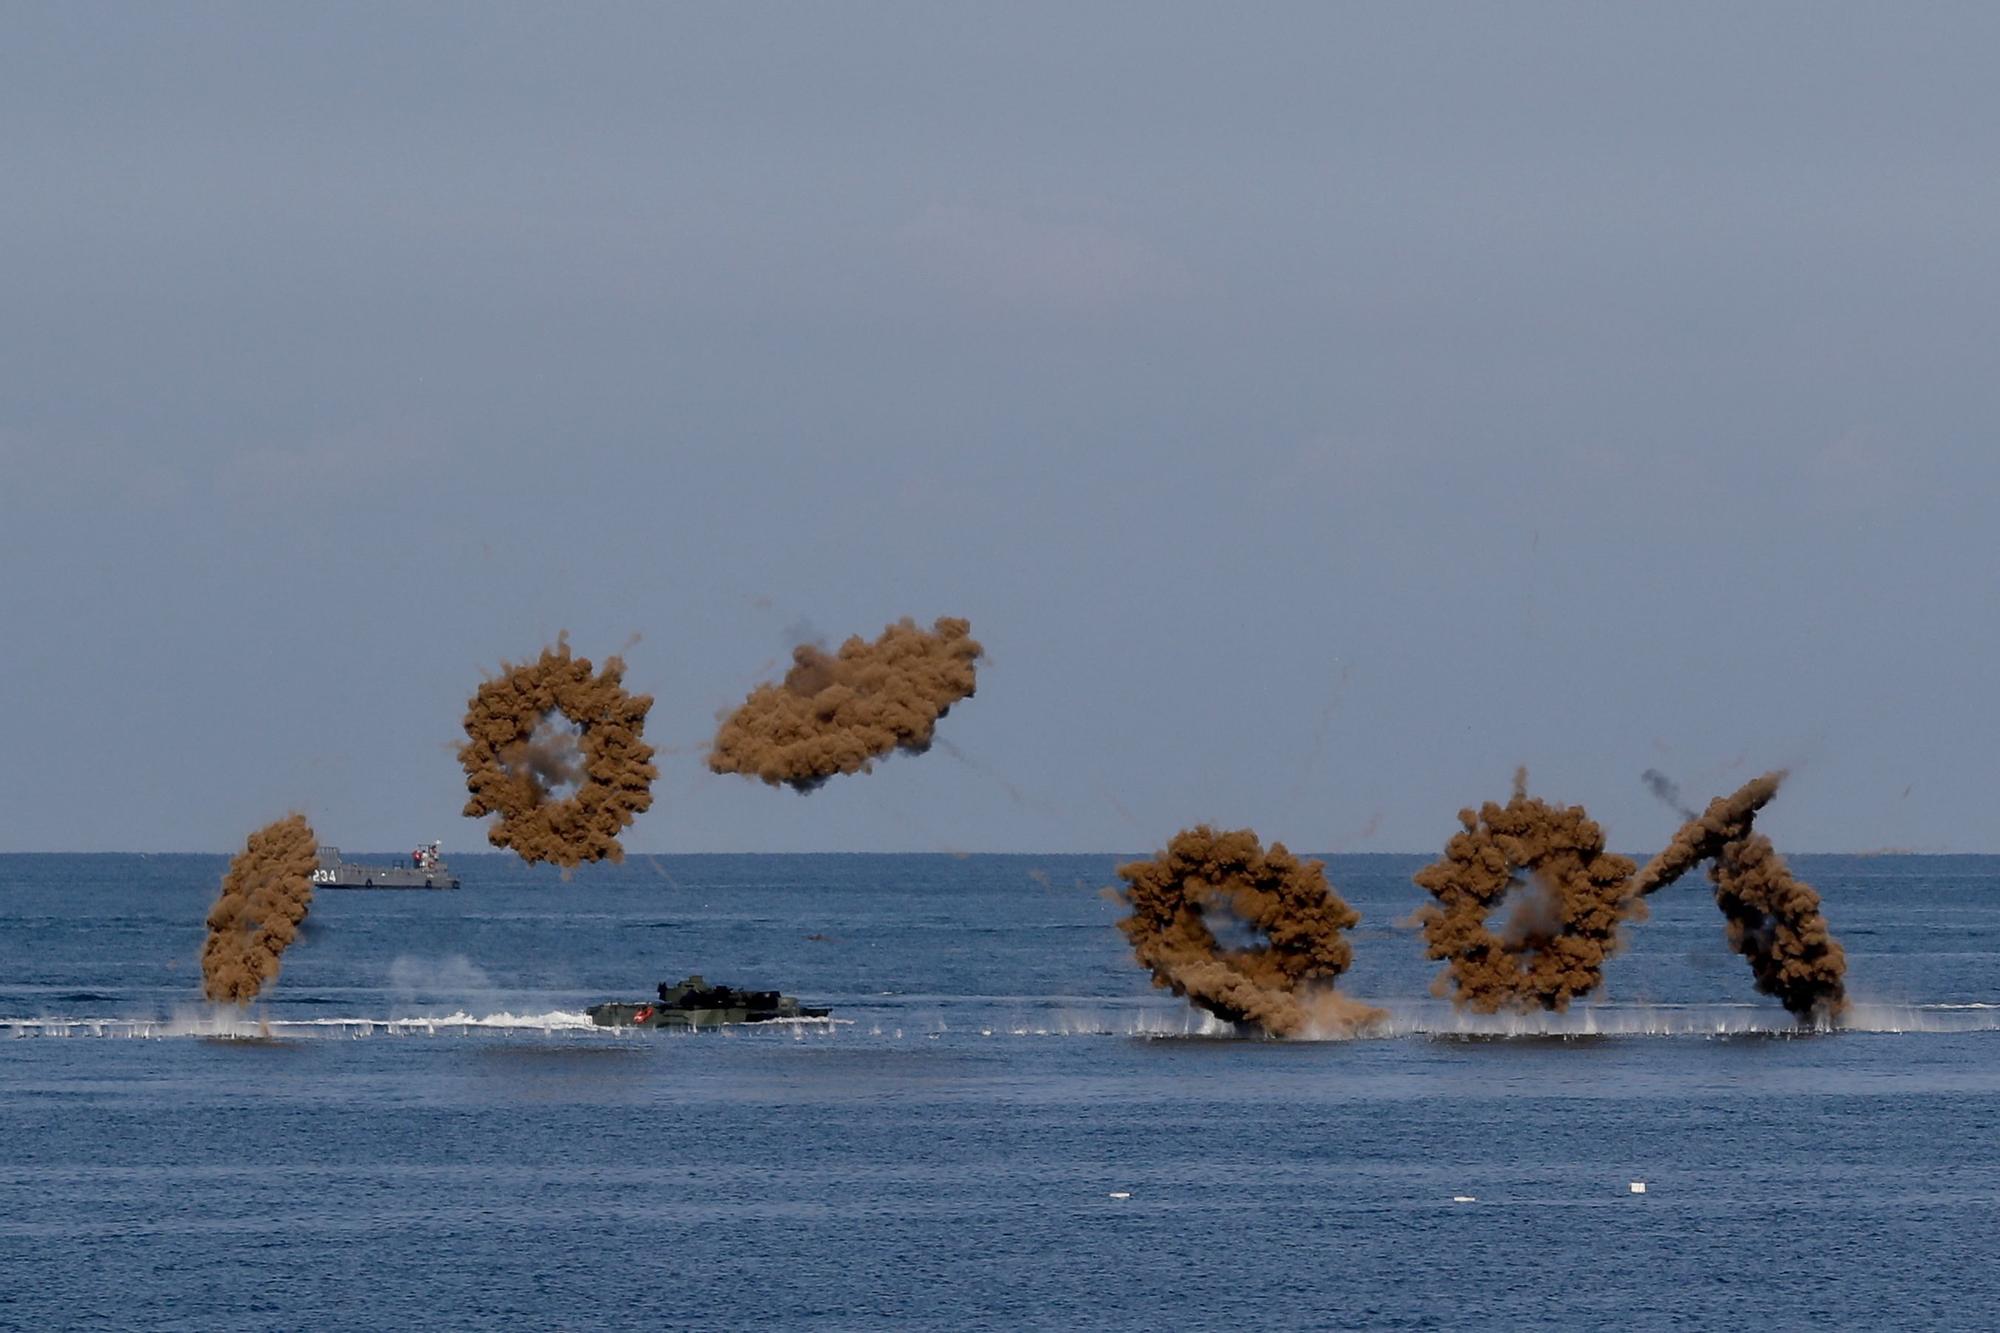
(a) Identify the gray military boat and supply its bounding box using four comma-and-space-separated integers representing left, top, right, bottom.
312, 842, 460, 891
587, 975, 830, 1029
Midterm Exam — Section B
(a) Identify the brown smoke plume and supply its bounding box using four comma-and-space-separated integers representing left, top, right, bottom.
202, 814, 318, 1004
1632, 772, 1846, 1023
709, 616, 982, 792
460, 637, 657, 866
1709, 833, 1847, 1024
1116, 826, 1382, 1037
1630, 770, 1784, 897
1413, 771, 1640, 1013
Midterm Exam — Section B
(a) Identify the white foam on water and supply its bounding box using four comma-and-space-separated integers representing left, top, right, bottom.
1242, 999, 2000, 1040
1028, 1007, 1239, 1039
2, 999, 1994, 1042
0, 1009, 854, 1040
0, 1009, 601, 1040
356, 1009, 602, 1034
1096, 998, 2000, 1041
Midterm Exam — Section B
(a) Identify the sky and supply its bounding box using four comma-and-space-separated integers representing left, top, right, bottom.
2, 3, 1996, 854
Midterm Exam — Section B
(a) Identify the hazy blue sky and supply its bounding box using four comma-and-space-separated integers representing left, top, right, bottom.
4, 4, 1995, 853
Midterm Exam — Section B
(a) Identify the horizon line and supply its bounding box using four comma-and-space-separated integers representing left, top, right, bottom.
0, 847, 1981, 859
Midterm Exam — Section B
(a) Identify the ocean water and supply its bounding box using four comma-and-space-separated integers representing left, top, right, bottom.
3, 852, 1998, 1330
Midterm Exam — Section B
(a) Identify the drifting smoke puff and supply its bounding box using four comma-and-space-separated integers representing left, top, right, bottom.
1413, 771, 1640, 1013
708, 616, 982, 792
459, 636, 657, 867
202, 814, 318, 1004
1632, 772, 1846, 1023
1116, 826, 1382, 1037
1640, 768, 1696, 820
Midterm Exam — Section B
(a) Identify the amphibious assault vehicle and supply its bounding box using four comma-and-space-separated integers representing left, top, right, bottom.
311, 843, 459, 890
586, 975, 831, 1029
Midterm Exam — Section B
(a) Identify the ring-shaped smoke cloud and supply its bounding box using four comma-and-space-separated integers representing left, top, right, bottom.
459, 637, 657, 867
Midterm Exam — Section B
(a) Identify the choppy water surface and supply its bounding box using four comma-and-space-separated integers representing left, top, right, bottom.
3, 853, 1998, 1329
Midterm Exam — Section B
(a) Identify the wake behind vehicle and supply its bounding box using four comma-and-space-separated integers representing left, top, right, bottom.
312, 842, 460, 890
587, 975, 831, 1029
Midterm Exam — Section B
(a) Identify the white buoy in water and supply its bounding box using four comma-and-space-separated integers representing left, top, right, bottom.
1108, 1192, 1132, 1200
1451, 1195, 1477, 1203
1629, 1181, 1647, 1194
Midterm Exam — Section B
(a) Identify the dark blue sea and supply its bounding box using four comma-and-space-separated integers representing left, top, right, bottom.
3, 852, 1998, 1330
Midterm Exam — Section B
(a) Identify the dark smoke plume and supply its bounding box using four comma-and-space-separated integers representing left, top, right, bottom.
460, 637, 657, 866
202, 814, 318, 1004
1640, 768, 1696, 820
709, 616, 982, 792
1116, 826, 1382, 1037
1632, 772, 1846, 1023
1413, 770, 1640, 1013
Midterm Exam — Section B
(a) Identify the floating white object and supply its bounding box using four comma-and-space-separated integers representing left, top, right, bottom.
1629, 1182, 1647, 1194
1451, 1195, 1477, 1203
1108, 1192, 1132, 1200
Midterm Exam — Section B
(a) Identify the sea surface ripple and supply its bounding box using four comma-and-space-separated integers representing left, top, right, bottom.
3, 852, 1998, 1329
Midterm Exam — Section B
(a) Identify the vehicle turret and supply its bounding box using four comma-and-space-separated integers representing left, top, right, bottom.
589, 975, 831, 1029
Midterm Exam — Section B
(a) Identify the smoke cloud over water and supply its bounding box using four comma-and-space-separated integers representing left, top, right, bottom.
460, 637, 657, 866
202, 814, 318, 1004
1413, 771, 1640, 1014
1711, 833, 1848, 1023
1116, 826, 1382, 1037
1632, 772, 1847, 1023
1413, 769, 1847, 1024
709, 616, 982, 792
